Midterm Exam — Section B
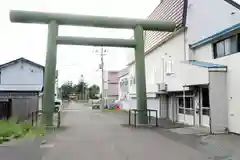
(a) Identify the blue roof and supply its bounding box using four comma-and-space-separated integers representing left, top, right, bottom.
190, 23, 240, 49
183, 60, 227, 68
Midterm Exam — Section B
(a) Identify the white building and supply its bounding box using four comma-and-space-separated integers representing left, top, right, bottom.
118, 67, 130, 110
120, 0, 240, 134
187, 0, 240, 133
124, 0, 186, 118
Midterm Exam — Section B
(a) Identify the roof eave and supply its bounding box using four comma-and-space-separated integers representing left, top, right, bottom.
224, 0, 240, 10
0, 57, 44, 70
190, 23, 240, 49
127, 27, 187, 66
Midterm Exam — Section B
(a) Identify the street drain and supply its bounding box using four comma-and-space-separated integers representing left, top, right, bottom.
213, 156, 233, 160
40, 144, 55, 148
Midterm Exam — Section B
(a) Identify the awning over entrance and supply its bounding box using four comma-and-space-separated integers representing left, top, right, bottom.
183, 60, 227, 71
180, 60, 227, 87
181, 60, 228, 133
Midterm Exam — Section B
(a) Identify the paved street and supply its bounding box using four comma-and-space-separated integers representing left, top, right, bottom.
1, 102, 239, 160
41, 102, 210, 160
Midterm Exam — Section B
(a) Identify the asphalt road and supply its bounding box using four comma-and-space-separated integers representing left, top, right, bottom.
0, 102, 217, 160
41, 102, 210, 160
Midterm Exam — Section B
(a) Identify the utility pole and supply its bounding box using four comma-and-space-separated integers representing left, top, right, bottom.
80, 74, 84, 100
100, 48, 104, 111
95, 47, 107, 111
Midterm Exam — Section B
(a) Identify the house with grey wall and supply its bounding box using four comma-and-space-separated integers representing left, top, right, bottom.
122, 0, 240, 134
0, 57, 44, 120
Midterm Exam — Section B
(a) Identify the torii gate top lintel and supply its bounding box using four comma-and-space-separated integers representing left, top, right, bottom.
9, 9, 176, 126
10, 10, 176, 31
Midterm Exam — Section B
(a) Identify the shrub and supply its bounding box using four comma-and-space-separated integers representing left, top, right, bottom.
0, 116, 47, 144
0, 120, 17, 138
0, 119, 35, 144
20, 121, 32, 134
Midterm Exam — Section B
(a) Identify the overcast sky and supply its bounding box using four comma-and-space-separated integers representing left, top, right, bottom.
0, 0, 160, 86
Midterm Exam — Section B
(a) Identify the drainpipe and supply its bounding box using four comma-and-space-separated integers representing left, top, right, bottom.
208, 83, 213, 134
183, 29, 187, 61
166, 95, 169, 119
198, 87, 202, 126
161, 56, 165, 83
159, 56, 165, 118
183, 27, 187, 61
183, 86, 186, 121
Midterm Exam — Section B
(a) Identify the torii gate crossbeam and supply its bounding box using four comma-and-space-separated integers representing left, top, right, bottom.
9, 10, 176, 126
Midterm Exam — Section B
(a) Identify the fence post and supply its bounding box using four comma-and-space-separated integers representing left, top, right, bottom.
156, 110, 158, 127
57, 111, 60, 128
35, 111, 38, 125
31, 112, 34, 126
128, 110, 131, 125
134, 110, 137, 127
148, 110, 151, 124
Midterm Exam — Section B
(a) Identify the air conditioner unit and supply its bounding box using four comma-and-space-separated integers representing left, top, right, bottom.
157, 83, 167, 91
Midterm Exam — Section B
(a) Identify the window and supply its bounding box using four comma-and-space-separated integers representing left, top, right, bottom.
120, 78, 129, 89
225, 36, 238, 55
202, 88, 209, 107
165, 59, 174, 75
202, 87, 210, 116
55, 102, 61, 105
132, 77, 136, 84
124, 79, 128, 86
178, 97, 194, 115
202, 109, 210, 116
128, 76, 134, 86
152, 67, 156, 84
215, 41, 225, 57
213, 35, 239, 58
129, 79, 132, 86
178, 97, 184, 107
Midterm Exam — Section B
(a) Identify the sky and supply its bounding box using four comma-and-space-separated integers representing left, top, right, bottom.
235, 0, 240, 4
0, 0, 160, 86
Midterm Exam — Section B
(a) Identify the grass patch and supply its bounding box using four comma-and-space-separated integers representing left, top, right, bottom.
0, 118, 45, 144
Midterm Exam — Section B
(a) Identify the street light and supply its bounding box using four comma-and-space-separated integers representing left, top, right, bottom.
93, 47, 108, 111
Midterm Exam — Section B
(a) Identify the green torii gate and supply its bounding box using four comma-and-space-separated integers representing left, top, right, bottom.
9, 10, 175, 126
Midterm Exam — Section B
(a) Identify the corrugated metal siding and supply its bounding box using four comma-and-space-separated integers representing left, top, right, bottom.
11, 96, 38, 121
145, 0, 185, 52
0, 84, 42, 91
0, 92, 39, 121
0, 92, 38, 97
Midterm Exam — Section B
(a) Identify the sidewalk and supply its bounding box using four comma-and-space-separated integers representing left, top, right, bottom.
41, 102, 210, 160
107, 109, 240, 160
